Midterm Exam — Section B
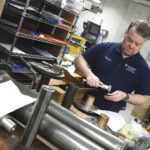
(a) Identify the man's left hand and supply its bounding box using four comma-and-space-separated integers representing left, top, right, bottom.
104, 90, 127, 102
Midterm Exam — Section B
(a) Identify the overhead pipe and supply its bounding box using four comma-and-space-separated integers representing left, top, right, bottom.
11, 105, 104, 150
47, 101, 134, 150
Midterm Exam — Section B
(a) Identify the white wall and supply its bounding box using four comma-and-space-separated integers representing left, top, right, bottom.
75, 0, 150, 64
75, 0, 103, 36
99, 0, 130, 42
75, 0, 130, 41
112, 0, 150, 65
115, 1, 150, 40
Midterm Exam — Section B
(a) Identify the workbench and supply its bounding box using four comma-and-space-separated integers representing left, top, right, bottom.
0, 70, 57, 150
0, 126, 51, 150
0, 70, 150, 150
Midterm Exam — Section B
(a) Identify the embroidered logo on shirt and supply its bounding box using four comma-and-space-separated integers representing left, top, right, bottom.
125, 64, 136, 74
105, 56, 111, 62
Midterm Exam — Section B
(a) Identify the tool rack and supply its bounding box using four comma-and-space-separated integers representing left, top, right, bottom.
0, 0, 78, 76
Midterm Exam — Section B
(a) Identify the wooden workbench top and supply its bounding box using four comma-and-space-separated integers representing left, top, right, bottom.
0, 126, 51, 150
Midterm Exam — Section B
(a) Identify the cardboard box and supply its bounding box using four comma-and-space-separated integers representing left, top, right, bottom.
131, 103, 150, 120
0, 0, 6, 17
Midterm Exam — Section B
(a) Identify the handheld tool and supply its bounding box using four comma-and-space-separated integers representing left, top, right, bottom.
83, 79, 112, 92
98, 84, 112, 93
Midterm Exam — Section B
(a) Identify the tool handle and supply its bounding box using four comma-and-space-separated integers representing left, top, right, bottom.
83, 79, 112, 92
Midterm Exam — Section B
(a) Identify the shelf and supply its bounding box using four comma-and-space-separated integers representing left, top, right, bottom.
0, 0, 77, 71
0, 61, 32, 74
0, 44, 56, 62
6, 3, 73, 32
0, 23, 67, 47
45, 0, 78, 15
18, 31, 67, 46
25, 13, 74, 32
9, 67, 32, 74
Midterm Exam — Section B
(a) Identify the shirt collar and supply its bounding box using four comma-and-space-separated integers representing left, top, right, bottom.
114, 42, 122, 54
114, 42, 140, 60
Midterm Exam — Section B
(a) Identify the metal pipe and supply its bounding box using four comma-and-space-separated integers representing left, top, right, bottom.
0, 115, 16, 133
11, 105, 104, 150
62, 83, 79, 109
39, 114, 104, 150
47, 101, 134, 150
21, 85, 55, 147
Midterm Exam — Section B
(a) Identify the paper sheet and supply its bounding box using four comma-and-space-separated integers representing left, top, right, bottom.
93, 109, 126, 132
0, 81, 36, 117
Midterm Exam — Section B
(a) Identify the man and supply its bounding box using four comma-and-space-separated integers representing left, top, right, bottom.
74, 19, 150, 112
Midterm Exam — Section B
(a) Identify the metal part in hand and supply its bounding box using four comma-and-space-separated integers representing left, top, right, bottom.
98, 84, 112, 92
83, 79, 112, 92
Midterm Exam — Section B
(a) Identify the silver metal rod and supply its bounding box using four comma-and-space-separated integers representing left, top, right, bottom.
40, 114, 104, 150
21, 85, 55, 147
47, 101, 134, 150
0, 115, 16, 133
12, 105, 104, 150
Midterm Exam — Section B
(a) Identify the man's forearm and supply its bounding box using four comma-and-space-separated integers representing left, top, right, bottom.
74, 55, 93, 78
128, 94, 149, 105
74, 55, 103, 87
105, 90, 149, 105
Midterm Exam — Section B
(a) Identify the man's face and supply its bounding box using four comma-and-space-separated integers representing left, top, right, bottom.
122, 27, 147, 58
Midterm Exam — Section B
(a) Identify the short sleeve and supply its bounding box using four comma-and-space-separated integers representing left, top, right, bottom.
135, 66, 150, 95
82, 43, 106, 66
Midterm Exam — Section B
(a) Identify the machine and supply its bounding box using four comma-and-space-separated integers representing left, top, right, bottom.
81, 21, 101, 49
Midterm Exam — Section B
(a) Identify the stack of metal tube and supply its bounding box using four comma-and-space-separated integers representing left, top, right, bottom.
11, 83, 135, 150
11, 100, 136, 150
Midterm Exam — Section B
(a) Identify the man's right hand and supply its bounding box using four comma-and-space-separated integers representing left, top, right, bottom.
86, 74, 103, 87
74, 55, 103, 87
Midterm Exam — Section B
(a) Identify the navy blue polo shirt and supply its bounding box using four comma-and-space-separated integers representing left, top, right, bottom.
82, 42, 150, 112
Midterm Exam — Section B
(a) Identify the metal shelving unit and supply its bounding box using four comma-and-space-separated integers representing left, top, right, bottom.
0, 0, 78, 76
0, 44, 56, 61
0, 0, 32, 74
8, 67, 32, 74
45, 0, 78, 15
6, 2, 73, 32
0, 57, 32, 74
0, 23, 67, 47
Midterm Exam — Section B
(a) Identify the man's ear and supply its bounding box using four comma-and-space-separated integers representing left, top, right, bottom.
125, 30, 128, 34
124, 30, 128, 37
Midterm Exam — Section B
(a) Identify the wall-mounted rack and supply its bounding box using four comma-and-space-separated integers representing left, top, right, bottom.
0, 0, 79, 86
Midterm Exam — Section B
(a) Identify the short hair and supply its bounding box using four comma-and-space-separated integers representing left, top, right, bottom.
128, 19, 150, 39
